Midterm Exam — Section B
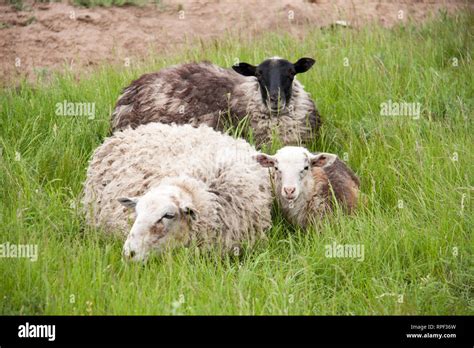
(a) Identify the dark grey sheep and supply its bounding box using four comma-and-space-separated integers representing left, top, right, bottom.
111, 57, 322, 147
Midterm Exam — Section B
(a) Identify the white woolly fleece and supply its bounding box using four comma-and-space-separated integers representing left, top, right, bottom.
82, 123, 273, 253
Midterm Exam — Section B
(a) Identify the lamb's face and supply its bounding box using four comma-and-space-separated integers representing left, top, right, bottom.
118, 184, 197, 262
256, 146, 337, 203
232, 57, 315, 115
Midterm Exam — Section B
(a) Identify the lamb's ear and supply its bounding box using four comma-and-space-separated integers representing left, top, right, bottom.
294, 57, 315, 74
118, 197, 138, 209
180, 204, 198, 221
232, 62, 257, 77
309, 153, 337, 168
254, 153, 277, 168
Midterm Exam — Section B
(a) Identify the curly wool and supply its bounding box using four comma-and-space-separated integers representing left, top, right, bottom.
82, 123, 273, 250
111, 62, 321, 147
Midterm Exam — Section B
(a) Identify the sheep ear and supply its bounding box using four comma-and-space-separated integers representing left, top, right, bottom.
232, 62, 257, 77
310, 153, 337, 168
294, 57, 315, 74
255, 153, 277, 168
180, 204, 198, 220
118, 197, 138, 209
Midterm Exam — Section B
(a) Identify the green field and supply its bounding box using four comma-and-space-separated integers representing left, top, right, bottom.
0, 12, 472, 315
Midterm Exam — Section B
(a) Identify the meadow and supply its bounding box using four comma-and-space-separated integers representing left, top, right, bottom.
0, 11, 472, 315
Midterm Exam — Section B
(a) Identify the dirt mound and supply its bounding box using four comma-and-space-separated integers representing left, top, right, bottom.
0, 0, 471, 85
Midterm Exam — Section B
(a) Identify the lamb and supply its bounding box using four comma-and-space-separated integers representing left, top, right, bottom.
111, 57, 322, 147
82, 123, 273, 261
255, 146, 360, 228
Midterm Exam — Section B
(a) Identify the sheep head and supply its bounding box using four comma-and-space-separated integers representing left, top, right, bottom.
256, 146, 337, 203
118, 181, 198, 262
232, 57, 315, 115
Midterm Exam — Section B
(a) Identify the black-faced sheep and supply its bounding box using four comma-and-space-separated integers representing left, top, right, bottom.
82, 123, 273, 261
111, 57, 321, 147
256, 146, 360, 228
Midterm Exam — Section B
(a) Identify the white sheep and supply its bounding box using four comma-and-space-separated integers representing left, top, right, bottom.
111, 58, 321, 147
255, 146, 360, 228
82, 123, 273, 261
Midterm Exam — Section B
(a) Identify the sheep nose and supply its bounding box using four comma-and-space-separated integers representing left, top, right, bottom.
284, 187, 296, 196
270, 95, 279, 102
123, 249, 136, 260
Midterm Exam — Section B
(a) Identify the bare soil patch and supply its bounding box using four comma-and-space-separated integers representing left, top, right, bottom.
0, 0, 471, 85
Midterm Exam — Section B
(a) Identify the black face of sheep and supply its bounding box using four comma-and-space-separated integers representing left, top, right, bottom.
232, 57, 315, 115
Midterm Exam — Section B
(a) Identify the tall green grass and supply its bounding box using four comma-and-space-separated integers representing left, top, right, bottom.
0, 12, 472, 315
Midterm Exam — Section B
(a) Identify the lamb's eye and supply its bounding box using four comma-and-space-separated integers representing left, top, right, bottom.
163, 213, 175, 219
304, 166, 309, 171
274, 166, 279, 171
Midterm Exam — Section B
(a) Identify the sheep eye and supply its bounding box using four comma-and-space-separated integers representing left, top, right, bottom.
274, 166, 279, 171
304, 166, 309, 171
163, 213, 175, 219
